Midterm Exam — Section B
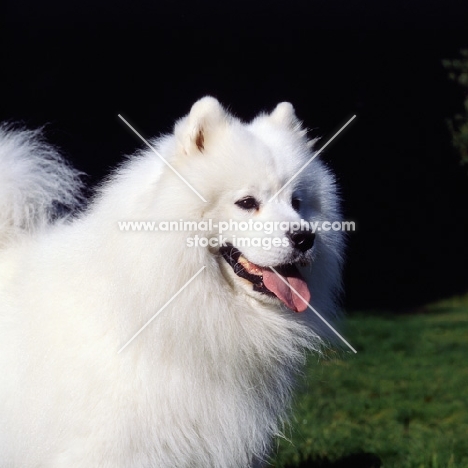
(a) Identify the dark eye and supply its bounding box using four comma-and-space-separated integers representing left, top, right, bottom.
292, 197, 301, 211
235, 196, 260, 210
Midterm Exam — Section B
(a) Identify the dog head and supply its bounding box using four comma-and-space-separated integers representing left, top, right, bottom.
166, 97, 343, 313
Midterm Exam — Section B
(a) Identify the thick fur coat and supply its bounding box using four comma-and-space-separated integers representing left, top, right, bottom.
0, 98, 344, 467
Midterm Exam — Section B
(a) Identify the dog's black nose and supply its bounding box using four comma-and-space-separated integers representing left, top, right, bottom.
287, 231, 315, 252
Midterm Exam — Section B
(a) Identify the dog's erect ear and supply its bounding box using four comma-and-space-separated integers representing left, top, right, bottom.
270, 102, 314, 147
269, 102, 301, 130
175, 96, 227, 154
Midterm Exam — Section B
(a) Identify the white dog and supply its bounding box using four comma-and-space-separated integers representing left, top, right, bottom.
0, 98, 344, 467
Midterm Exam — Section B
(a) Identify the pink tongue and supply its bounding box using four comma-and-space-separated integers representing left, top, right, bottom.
262, 268, 310, 313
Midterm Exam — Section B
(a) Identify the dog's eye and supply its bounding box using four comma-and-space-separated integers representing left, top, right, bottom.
235, 196, 259, 211
292, 197, 301, 212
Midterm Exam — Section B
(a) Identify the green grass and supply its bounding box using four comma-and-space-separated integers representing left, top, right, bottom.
270, 298, 468, 468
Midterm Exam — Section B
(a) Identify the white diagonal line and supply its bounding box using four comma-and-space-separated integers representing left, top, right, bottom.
269, 115, 356, 202
117, 266, 206, 354
269, 266, 357, 353
118, 114, 207, 203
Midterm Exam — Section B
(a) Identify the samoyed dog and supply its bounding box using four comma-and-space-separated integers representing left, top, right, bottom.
0, 97, 344, 467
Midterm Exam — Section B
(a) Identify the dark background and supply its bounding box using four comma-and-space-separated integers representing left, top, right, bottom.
2, 0, 468, 311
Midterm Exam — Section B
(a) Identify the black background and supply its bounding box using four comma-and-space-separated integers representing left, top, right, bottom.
2, 0, 468, 311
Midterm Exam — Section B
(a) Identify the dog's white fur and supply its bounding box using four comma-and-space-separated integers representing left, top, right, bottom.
0, 98, 344, 467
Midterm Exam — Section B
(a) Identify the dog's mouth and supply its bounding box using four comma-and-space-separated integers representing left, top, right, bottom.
219, 244, 310, 313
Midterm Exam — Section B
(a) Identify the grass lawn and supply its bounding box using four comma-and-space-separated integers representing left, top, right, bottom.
270, 297, 468, 468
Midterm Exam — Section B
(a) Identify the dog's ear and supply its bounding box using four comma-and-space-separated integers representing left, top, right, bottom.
175, 96, 228, 154
270, 102, 315, 147
269, 102, 302, 131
